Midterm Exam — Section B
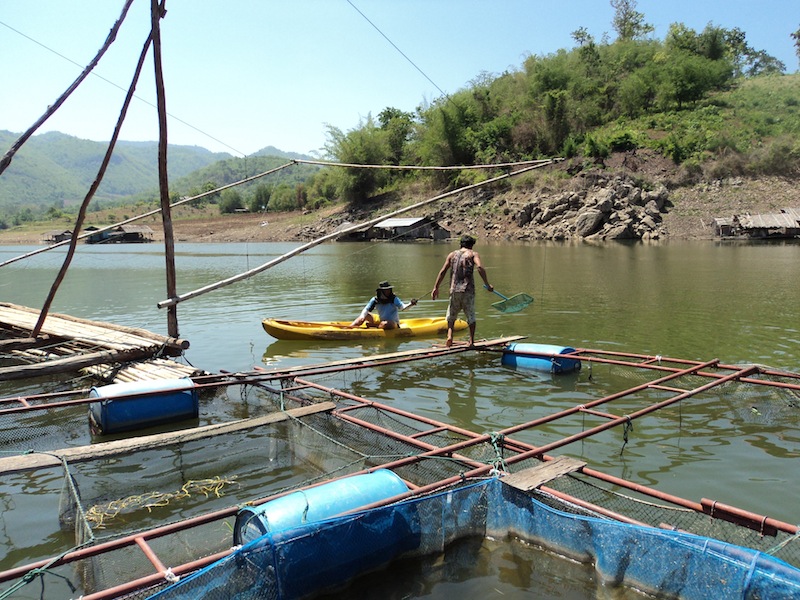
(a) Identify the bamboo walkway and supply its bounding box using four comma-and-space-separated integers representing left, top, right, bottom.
0, 302, 199, 382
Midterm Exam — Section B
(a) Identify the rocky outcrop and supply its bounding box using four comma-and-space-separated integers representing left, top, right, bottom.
506, 175, 669, 241
425, 173, 670, 243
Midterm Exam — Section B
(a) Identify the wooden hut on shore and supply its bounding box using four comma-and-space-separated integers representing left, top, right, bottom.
41, 230, 72, 244
85, 224, 154, 244
715, 208, 800, 239
364, 217, 450, 241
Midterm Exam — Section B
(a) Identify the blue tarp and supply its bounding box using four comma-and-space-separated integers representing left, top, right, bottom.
147, 477, 800, 600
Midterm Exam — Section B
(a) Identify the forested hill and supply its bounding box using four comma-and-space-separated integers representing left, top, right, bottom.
0, 132, 312, 214
3, 4, 799, 228
0, 131, 232, 209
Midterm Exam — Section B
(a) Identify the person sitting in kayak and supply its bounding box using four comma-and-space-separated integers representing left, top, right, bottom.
348, 281, 417, 329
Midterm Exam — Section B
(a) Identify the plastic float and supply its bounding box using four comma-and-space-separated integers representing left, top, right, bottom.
88, 378, 199, 435
234, 469, 409, 545
501, 342, 582, 374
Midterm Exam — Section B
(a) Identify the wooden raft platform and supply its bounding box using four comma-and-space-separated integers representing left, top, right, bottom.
501, 456, 587, 491
0, 302, 197, 382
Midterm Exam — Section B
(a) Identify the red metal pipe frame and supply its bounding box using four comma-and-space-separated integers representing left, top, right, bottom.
0, 504, 240, 584
3, 346, 797, 418
79, 549, 231, 600
4, 351, 797, 596
249, 379, 667, 529
294, 368, 798, 535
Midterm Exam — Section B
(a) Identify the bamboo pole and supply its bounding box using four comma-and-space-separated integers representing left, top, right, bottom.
0, 335, 53, 351
150, 0, 179, 338
0, 348, 160, 381
157, 160, 560, 308
0, 303, 189, 353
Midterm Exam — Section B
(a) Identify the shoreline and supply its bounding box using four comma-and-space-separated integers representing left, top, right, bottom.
2, 174, 798, 246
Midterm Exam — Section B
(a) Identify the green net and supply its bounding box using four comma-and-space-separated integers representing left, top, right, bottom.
491, 293, 533, 313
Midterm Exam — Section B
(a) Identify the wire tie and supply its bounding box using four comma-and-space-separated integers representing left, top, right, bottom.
164, 567, 179, 583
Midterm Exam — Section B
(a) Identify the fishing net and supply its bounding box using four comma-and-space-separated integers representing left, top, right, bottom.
3, 364, 800, 599
138, 478, 800, 600
490, 292, 533, 313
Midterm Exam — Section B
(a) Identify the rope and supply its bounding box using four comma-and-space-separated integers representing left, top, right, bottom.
489, 432, 508, 473
620, 416, 634, 455
766, 527, 800, 555
59, 455, 95, 545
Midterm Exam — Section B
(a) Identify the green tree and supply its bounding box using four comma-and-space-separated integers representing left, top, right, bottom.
378, 107, 414, 165
610, 0, 654, 41
661, 51, 730, 109
324, 117, 391, 204
543, 90, 570, 154
218, 189, 243, 214
793, 26, 800, 67
250, 182, 272, 212
305, 169, 338, 208
268, 183, 298, 211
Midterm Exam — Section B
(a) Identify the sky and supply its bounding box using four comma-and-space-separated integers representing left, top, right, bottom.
1, 1, 798, 158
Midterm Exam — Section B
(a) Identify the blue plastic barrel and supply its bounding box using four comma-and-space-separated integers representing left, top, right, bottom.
501, 342, 581, 374
234, 469, 409, 545
88, 378, 199, 435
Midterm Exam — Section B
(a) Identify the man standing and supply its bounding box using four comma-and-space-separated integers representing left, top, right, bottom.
431, 235, 493, 346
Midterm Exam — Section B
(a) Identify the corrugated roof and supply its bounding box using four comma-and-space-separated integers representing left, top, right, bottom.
119, 225, 154, 233
374, 217, 428, 228
738, 208, 800, 230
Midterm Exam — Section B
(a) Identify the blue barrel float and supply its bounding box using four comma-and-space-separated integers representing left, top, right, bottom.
234, 469, 409, 545
501, 342, 581, 374
88, 378, 199, 435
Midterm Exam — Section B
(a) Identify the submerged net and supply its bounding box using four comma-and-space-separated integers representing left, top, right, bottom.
5, 366, 800, 599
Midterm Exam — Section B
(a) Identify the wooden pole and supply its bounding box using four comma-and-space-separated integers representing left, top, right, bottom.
0, 347, 160, 382
151, 0, 179, 338
31, 19, 155, 337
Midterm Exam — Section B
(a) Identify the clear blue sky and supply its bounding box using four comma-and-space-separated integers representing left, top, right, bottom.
1, 1, 797, 157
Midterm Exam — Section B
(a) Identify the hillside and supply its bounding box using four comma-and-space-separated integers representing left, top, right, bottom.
0, 131, 232, 209
2, 23, 798, 241
1, 152, 797, 246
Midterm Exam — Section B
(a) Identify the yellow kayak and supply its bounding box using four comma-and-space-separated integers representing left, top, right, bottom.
262, 317, 467, 341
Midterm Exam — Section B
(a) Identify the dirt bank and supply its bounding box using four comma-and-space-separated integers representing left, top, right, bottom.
2, 162, 798, 246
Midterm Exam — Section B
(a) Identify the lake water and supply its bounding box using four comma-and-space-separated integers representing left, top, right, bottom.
1, 239, 798, 599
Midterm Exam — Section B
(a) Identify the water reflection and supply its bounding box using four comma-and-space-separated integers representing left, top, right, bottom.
1, 240, 799, 597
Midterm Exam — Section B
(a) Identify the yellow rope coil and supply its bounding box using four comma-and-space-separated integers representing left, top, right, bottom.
85, 476, 237, 528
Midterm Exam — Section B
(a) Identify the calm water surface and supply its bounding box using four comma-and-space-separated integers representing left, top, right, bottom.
1, 240, 798, 598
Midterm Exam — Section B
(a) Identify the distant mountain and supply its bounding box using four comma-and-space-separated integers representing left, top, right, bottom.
0, 131, 308, 214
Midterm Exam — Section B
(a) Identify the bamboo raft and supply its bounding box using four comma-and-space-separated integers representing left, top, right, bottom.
0, 302, 199, 382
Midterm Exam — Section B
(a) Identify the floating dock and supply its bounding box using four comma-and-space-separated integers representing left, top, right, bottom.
0, 302, 199, 382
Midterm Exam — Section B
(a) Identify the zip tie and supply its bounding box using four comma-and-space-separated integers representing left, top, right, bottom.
164, 568, 179, 583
